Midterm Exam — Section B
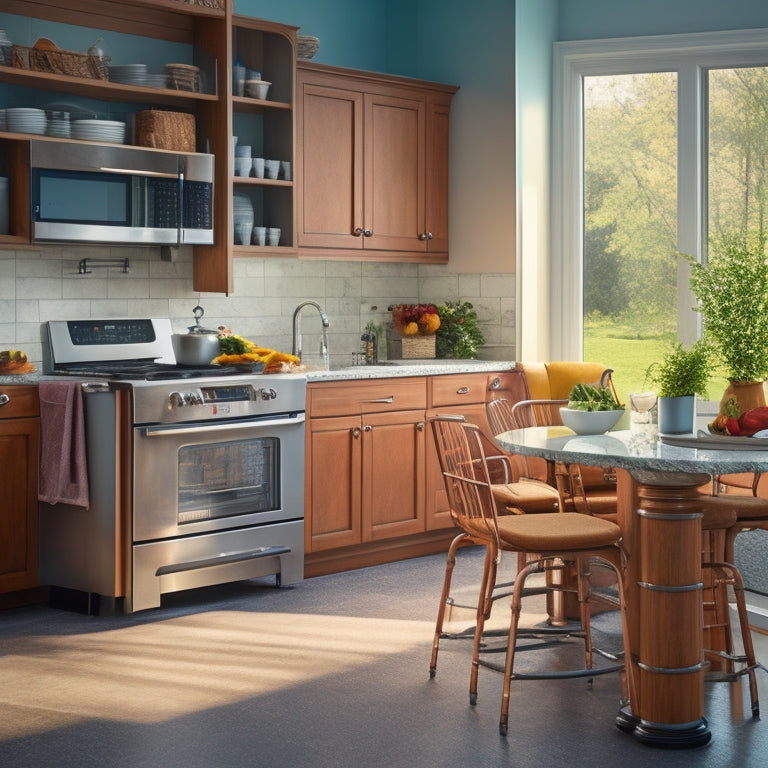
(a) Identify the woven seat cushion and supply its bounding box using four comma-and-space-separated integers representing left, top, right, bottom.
491, 478, 560, 512
496, 512, 621, 552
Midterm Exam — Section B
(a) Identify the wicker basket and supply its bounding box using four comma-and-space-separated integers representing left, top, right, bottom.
297, 35, 320, 60
165, 63, 201, 92
13, 44, 108, 80
174, 0, 225, 9
386, 325, 436, 360
135, 110, 196, 153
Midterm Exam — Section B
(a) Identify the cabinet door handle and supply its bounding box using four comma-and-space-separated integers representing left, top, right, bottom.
418, 232, 434, 241
363, 424, 372, 432
363, 228, 372, 237
353, 227, 364, 236
416, 421, 425, 431
0, 393, 9, 408
352, 426, 362, 439
366, 396, 394, 404
456, 386, 470, 395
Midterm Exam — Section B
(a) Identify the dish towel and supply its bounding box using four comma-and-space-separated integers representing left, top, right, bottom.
38, 381, 90, 509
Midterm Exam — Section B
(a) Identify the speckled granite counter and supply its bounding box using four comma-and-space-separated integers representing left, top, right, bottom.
305, 359, 514, 382
495, 423, 768, 478
0, 373, 43, 386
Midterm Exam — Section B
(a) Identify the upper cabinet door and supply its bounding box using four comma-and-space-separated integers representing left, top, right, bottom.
297, 79, 364, 249
296, 62, 457, 263
363, 91, 425, 253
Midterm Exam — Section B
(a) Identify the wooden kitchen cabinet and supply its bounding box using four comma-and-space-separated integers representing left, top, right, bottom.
0, 384, 40, 594
0, 2, 299, 294
296, 62, 457, 262
305, 377, 427, 555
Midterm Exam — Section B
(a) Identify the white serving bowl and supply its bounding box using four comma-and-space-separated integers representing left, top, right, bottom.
244, 79, 271, 99
559, 407, 623, 435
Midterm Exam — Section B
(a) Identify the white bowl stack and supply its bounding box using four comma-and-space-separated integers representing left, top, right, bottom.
233, 193, 254, 229
71, 119, 126, 144
6, 107, 47, 135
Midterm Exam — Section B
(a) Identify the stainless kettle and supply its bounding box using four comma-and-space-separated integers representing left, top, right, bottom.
171, 305, 221, 366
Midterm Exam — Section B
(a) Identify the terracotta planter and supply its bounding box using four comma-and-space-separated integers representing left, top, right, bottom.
718, 380, 768, 415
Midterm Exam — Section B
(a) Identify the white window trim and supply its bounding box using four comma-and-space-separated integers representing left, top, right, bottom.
551, 28, 768, 360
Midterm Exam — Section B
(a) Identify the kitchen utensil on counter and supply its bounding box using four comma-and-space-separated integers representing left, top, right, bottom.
171, 305, 221, 365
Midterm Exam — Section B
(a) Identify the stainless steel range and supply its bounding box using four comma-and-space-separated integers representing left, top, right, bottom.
40, 318, 306, 613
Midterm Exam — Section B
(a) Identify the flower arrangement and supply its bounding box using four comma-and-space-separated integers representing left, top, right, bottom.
435, 301, 485, 359
389, 304, 441, 336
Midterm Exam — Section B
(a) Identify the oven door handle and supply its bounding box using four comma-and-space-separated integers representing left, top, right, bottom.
143, 413, 305, 437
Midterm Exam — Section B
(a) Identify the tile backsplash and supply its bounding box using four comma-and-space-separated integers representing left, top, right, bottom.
0, 244, 516, 369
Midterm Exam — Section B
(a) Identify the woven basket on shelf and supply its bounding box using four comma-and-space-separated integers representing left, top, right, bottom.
174, 0, 225, 9
165, 63, 201, 92
297, 35, 320, 60
13, 44, 108, 80
135, 110, 196, 153
386, 325, 436, 360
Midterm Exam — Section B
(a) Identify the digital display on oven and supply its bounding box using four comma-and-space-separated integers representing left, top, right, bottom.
200, 385, 253, 403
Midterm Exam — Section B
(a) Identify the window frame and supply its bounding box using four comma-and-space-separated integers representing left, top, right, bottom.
552, 28, 768, 360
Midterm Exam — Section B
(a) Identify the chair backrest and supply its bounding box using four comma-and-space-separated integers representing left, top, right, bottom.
509, 398, 568, 429
430, 415, 500, 545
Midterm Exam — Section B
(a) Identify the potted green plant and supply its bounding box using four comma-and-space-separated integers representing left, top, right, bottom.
435, 301, 485, 359
646, 339, 713, 433
685, 233, 768, 413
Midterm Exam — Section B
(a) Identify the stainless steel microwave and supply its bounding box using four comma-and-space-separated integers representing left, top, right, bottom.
29, 140, 214, 246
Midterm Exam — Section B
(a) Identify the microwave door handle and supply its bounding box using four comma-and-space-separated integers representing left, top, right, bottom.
177, 167, 184, 245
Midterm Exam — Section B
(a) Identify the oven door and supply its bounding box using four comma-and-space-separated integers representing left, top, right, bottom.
133, 413, 305, 542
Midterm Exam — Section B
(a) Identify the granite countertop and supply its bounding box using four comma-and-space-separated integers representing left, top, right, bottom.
1, 360, 514, 387
304, 359, 515, 382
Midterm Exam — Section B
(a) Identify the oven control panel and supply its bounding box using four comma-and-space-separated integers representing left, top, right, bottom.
131, 373, 307, 426
166, 384, 278, 410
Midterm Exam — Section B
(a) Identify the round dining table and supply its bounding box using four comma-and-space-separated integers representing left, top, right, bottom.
495, 423, 768, 749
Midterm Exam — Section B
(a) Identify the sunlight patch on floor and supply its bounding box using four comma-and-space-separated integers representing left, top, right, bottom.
0, 611, 433, 739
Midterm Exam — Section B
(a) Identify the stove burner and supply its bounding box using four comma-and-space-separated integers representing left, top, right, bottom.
53, 361, 264, 380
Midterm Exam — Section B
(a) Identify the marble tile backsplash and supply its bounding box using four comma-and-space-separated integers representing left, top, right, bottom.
0, 244, 516, 369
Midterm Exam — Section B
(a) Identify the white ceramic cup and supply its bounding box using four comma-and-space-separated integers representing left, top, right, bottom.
233, 64, 246, 96
265, 159, 280, 179
235, 222, 252, 245
280, 160, 292, 181
267, 227, 281, 246
253, 226, 267, 246
234, 157, 251, 177
252, 157, 265, 178
234, 144, 252, 158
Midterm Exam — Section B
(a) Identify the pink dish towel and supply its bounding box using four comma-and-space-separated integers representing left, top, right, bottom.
38, 381, 90, 509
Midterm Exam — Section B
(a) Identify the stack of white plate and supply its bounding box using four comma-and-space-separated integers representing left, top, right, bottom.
108, 64, 148, 85
46, 111, 70, 138
6, 107, 47, 135
71, 119, 126, 144
233, 193, 254, 229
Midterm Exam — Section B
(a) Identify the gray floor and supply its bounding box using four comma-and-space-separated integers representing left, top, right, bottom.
1, 548, 767, 768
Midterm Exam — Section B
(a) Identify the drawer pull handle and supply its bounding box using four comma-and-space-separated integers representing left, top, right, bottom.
0, 393, 10, 407
366, 396, 395, 404
456, 386, 470, 395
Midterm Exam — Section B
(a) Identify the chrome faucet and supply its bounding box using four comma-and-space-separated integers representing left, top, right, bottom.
292, 301, 330, 370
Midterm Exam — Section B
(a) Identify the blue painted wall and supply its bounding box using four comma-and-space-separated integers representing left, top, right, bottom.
557, 0, 768, 40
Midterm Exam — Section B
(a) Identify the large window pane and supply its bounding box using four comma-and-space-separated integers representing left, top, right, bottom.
583, 72, 678, 403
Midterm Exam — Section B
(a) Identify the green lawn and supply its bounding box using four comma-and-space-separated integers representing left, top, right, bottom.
583, 316, 727, 409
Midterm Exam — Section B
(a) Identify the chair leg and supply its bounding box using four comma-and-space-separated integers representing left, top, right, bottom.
470, 544, 500, 706
430, 531, 472, 678
499, 558, 541, 735
703, 560, 761, 718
